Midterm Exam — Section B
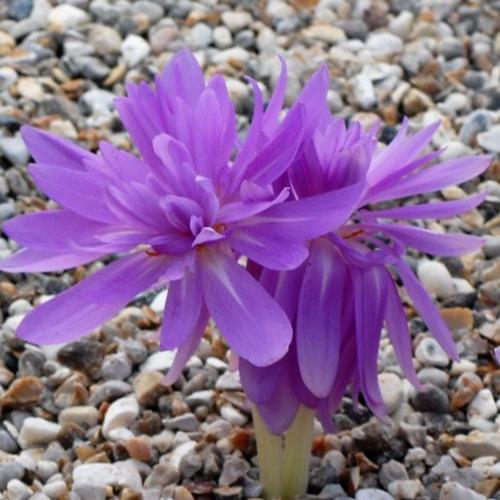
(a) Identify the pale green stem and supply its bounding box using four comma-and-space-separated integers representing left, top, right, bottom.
252, 407, 284, 500
282, 406, 315, 500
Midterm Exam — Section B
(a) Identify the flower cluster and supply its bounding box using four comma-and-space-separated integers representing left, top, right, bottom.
1, 49, 490, 433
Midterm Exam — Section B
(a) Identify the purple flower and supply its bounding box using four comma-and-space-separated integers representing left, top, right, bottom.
0, 50, 361, 371
240, 94, 491, 433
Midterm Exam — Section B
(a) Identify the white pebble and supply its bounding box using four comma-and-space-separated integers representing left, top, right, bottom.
102, 396, 139, 439
417, 260, 454, 299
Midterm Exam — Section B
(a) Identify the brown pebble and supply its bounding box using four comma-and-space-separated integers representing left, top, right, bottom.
54, 374, 89, 408
0, 376, 43, 409
451, 372, 483, 409
174, 485, 195, 500
440, 307, 474, 332
120, 488, 142, 500
133, 370, 168, 406
125, 437, 152, 462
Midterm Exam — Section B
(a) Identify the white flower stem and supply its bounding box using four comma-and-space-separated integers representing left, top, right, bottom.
253, 405, 315, 500
282, 406, 315, 499
252, 407, 283, 500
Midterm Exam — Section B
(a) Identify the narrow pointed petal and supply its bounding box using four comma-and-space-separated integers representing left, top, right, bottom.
16, 253, 169, 345
352, 266, 388, 418
394, 259, 459, 360
21, 126, 92, 170
229, 226, 309, 270
160, 269, 203, 350
0, 248, 105, 273
29, 164, 113, 223
371, 155, 491, 202
199, 249, 292, 366
163, 306, 209, 385
244, 181, 363, 240
297, 240, 346, 397
3, 210, 111, 252
384, 272, 421, 389
365, 222, 485, 257
363, 193, 486, 220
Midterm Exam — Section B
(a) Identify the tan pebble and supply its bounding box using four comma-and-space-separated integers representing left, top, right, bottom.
0, 376, 43, 409
125, 437, 152, 462
133, 371, 167, 406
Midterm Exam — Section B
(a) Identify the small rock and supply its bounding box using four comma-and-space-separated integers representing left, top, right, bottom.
440, 481, 486, 500
59, 406, 100, 427
451, 372, 483, 409
366, 32, 404, 57
0, 376, 43, 409
417, 260, 454, 299
477, 125, 500, 154
48, 4, 89, 31
415, 338, 449, 367
73, 461, 142, 490
220, 405, 247, 426
187, 23, 213, 49
133, 370, 167, 406
6, 478, 32, 500
411, 384, 449, 413
221, 11, 253, 32
388, 479, 422, 499
468, 389, 497, 420
352, 74, 376, 110
141, 351, 175, 372
125, 436, 153, 462
355, 489, 393, 500
456, 431, 500, 459
216, 371, 242, 391
0, 137, 30, 166
166, 413, 199, 432
179, 451, 203, 478
302, 24, 346, 44
213, 26, 232, 49
144, 463, 179, 488
121, 34, 150, 67
88, 25, 122, 55
379, 460, 409, 489
19, 417, 62, 448
101, 352, 133, 380
219, 456, 250, 486
102, 396, 139, 439
379, 373, 404, 414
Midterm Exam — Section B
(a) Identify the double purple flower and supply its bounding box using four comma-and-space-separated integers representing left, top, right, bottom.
1, 50, 490, 434
0, 50, 360, 374
239, 65, 490, 433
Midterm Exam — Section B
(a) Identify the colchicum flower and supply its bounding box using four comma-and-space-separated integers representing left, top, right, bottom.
239, 65, 491, 435
0, 48, 491, 500
0, 50, 361, 376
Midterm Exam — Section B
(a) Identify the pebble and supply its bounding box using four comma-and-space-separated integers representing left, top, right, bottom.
439, 481, 486, 500
0, 376, 43, 408
6, 478, 32, 500
477, 125, 500, 154
379, 373, 404, 414
88, 25, 122, 55
213, 26, 233, 49
415, 338, 449, 367
468, 389, 497, 420
101, 352, 133, 380
379, 460, 409, 489
187, 23, 213, 50
48, 4, 89, 31
102, 396, 139, 439
58, 406, 100, 427
221, 11, 253, 32
18, 417, 61, 448
73, 461, 142, 490
388, 480, 422, 499
121, 34, 150, 67
141, 351, 175, 372
0, 136, 30, 166
417, 260, 455, 299
352, 74, 376, 110
366, 32, 404, 57
133, 370, 167, 406
355, 489, 394, 500
166, 413, 199, 432
456, 431, 500, 458
219, 456, 250, 486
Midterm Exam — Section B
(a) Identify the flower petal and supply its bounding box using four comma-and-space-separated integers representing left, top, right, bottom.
394, 259, 458, 360
16, 253, 169, 345
352, 266, 388, 418
163, 306, 209, 385
0, 248, 104, 273
244, 181, 363, 240
160, 268, 204, 350
363, 192, 486, 220
296, 239, 346, 397
199, 249, 292, 367
366, 222, 485, 257
21, 126, 92, 171
384, 272, 421, 389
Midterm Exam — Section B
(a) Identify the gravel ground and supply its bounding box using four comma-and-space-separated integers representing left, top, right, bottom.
0, 0, 499, 499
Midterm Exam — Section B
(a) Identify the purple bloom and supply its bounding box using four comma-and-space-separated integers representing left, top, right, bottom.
0, 50, 361, 370
240, 87, 491, 433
